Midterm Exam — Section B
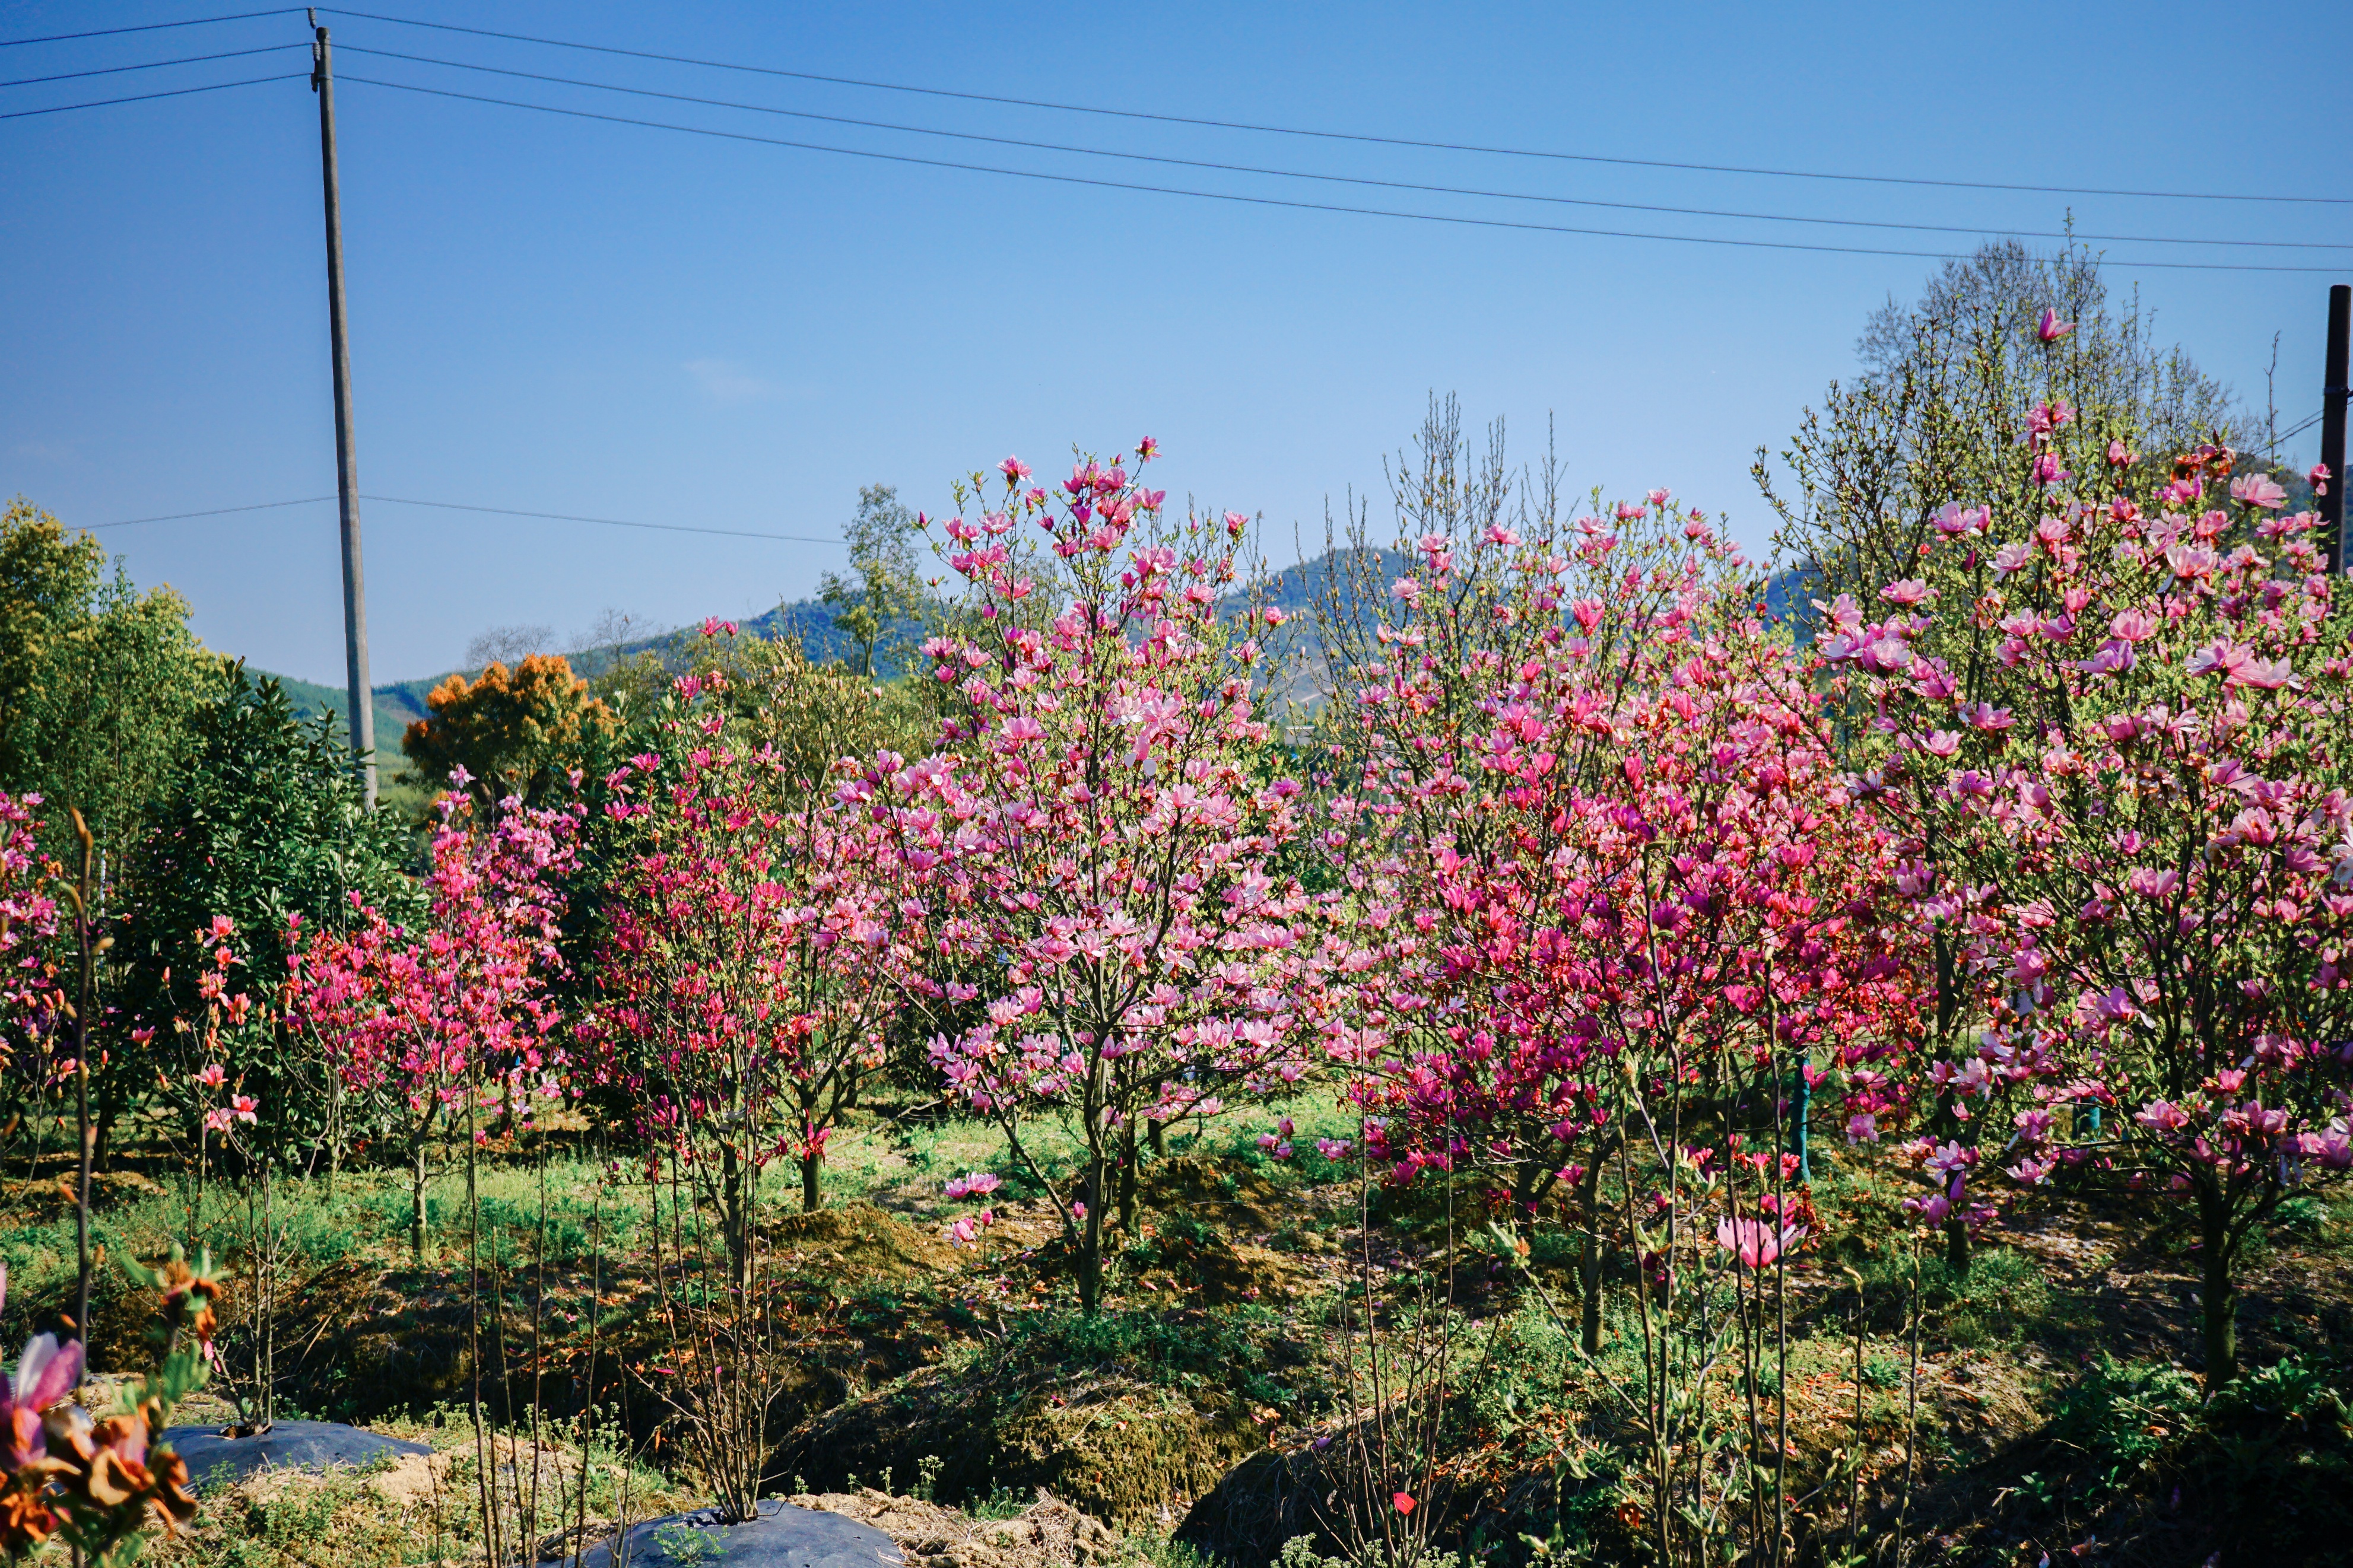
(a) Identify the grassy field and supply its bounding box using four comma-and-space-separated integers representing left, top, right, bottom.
8, 1090, 2349, 1568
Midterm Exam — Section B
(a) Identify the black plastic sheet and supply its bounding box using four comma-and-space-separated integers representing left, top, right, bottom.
163, 1420, 433, 1487
575, 1500, 906, 1568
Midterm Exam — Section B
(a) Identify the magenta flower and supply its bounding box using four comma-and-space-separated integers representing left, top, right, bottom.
2036, 308, 2074, 342
2309, 461, 2331, 497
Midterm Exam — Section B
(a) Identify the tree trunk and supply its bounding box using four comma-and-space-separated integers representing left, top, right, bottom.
1943, 1214, 1971, 1279
2199, 1188, 2238, 1390
1578, 1160, 1605, 1355
411, 1146, 429, 1263
1077, 1156, 1104, 1313
801, 1149, 822, 1213
1116, 1118, 1139, 1235
720, 1143, 751, 1289
1148, 1118, 1167, 1159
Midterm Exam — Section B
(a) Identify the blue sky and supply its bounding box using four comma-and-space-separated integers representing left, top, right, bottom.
5, 1, 2348, 685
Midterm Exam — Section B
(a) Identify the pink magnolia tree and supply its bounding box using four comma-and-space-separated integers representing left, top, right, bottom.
1308, 490, 1913, 1561
288, 785, 579, 1262
588, 648, 929, 1234
872, 444, 1330, 1312
1834, 437, 2353, 1386
0, 793, 65, 1143
1322, 495, 1909, 1314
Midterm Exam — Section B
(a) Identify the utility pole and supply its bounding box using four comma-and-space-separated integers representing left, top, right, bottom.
2322, 283, 2348, 575
312, 11, 376, 804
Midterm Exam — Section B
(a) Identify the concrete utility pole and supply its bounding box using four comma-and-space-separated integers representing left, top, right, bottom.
312, 12, 376, 804
2321, 284, 2348, 575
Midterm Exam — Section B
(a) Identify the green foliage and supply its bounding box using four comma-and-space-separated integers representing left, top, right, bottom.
0, 497, 217, 867
2209, 1355, 2349, 1430
1005, 1305, 1301, 1408
117, 666, 421, 1163
817, 483, 936, 679
2045, 1354, 2201, 1498
0, 495, 108, 785
1760, 238, 2237, 621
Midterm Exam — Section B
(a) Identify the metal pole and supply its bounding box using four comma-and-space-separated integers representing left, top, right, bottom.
313, 17, 376, 804
2320, 283, 2349, 575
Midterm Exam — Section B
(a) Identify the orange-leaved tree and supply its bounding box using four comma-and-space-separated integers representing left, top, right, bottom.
402, 653, 615, 815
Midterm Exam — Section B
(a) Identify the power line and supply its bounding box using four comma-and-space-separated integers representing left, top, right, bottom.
88, 491, 843, 545
88, 496, 334, 527
2276, 408, 2326, 443
326, 7, 2353, 208
366, 494, 840, 543
0, 8, 298, 47
336, 74, 2351, 275
335, 44, 2351, 254
0, 42, 303, 88
0, 70, 302, 120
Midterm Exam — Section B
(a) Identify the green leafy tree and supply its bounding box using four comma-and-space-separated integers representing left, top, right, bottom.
116, 667, 423, 1173
0, 499, 217, 867
817, 483, 932, 678
0, 498, 107, 785
1757, 238, 2237, 617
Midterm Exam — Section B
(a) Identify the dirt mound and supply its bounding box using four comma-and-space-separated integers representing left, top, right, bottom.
1138, 1159, 1290, 1236
776, 1203, 964, 1284
792, 1487, 1122, 1568
777, 1364, 1263, 1531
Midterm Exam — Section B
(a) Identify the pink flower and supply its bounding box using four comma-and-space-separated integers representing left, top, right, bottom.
1716, 1216, 1805, 1270
2107, 439, 2135, 467
1904, 1191, 1952, 1224
1932, 502, 1990, 536
2309, 461, 2331, 497
1880, 578, 1933, 607
698, 616, 738, 639
197, 1063, 226, 1089
2, 1324, 85, 1471
2036, 308, 2073, 342
1846, 1112, 1879, 1144
2228, 473, 2288, 510
999, 456, 1033, 482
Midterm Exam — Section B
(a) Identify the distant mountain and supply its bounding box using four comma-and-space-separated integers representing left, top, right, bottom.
258, 554, 1827, 744
256, 597, 882, 746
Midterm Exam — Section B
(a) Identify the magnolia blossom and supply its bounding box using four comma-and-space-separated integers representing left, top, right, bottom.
942, 1171, 1002, 1200
1715, 1216, 1806, 1270
2036, 308, 2074, 342
2227, 473, 2288, 510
